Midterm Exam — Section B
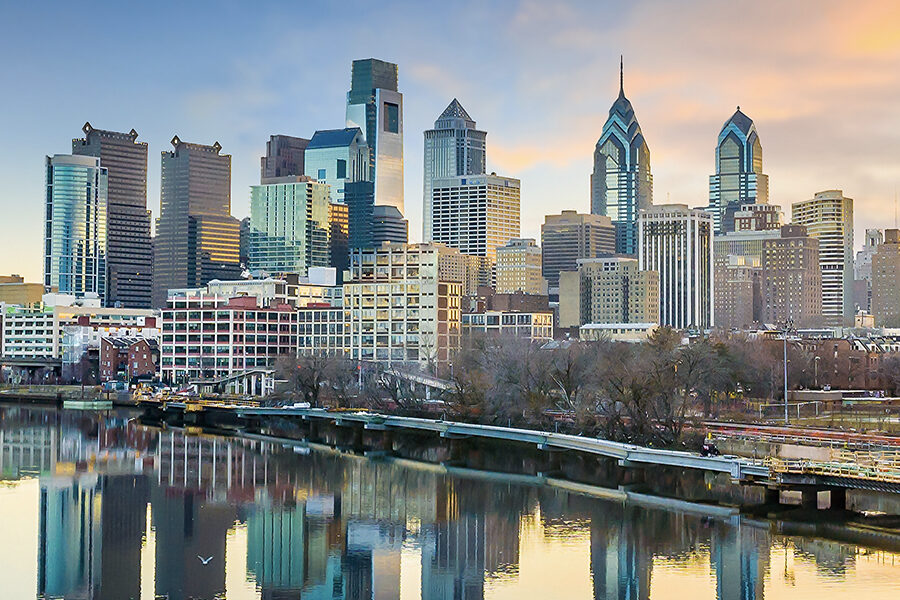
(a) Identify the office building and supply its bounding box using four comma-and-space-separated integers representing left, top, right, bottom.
761, 225, 822, 326
159, 293, 297, 383
44, 154, 108, 300
706, 108, 769, 233
152, 137, 241, 307
871, 229, 900, 326
247, 176, 331, 276
855, 229, 883, 313
344, 243, 462, 368
423, 98, 486, 241
733, 203, 780, 232
558, 256, 658, 328
495, 238, 545, 295
73, 123, 152, 307
591, 59, 653, 255
791, 190, 854, 326
329, 201, 349, 277
712, 225, 781, 329
372, 205, 408, 245
638, 205, 713, 330
296, 305, 349, 358
260, 134, 309, 180
345, 58, 404, 212
541, 211, 615, 290
461, 311, 553, 342
304, 128, 369, 204
431, 174, 520, 265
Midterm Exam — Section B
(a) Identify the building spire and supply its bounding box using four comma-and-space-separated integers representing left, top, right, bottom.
619, 55, 624, 96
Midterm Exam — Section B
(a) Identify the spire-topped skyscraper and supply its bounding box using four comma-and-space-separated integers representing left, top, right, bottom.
422, 98, 487, 241
591, 57, 653, 255
707, 106, 769, 233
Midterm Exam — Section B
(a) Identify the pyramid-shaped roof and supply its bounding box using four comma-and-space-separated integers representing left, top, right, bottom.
722, 107, 755, 135
438, 98, 472, 121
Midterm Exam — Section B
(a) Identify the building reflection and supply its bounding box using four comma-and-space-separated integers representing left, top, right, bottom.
0, 406, 892, 600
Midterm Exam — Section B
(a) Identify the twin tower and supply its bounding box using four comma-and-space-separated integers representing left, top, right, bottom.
591, 58, 768, 252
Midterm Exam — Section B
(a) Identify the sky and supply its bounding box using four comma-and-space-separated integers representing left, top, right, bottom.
2, 0, 900, 282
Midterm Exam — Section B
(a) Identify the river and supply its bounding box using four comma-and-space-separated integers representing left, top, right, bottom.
0, 406, 897, 599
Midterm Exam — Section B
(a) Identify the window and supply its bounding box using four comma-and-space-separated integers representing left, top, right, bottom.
318, 168, 326, 181
384, 102, 399, 133
336, 159, 347, 179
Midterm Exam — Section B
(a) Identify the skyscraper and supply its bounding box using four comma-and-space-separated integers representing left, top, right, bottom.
423, 99, 487, 241
707, 108, 769, 233
345, 58, 404, 213
871, 229, 900, 326
72, 123, 152, 307
761, 225, 822, 326
541, 211, 615, 290
791, 190, 854, 326
260, 134, 309, 180
638, 205, 713, 330
247, 176, 331, 276
431, 174, 520, 263
304, 128, 369, 204
591, 58, 653, 255
854, 228, 883, 313
495, 238, 544, 295
44, 154, 108, 299
558, 256, 659, 328
152, 137, 240, 307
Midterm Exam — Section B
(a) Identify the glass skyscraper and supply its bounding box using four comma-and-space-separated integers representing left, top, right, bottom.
303, 128, 369, 204
591, 59, 653, 256
247, 176, 331, 276
345, 58, 404, 214
44, 154, 108, 299
707, 107, 769, 233
422, 98, 486, 241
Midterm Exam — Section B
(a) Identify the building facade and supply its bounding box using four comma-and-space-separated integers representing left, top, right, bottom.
495, 239, 544, 295
344, 243, 462, 368
423, 99, 486, 241
430, 174, 520, 263
638, 205, 713, 330
152, 138, 241, 307
791, 190, 854, 326
760, 225, 822, 326
706, 108, 769, 233
541, 211, 616, 291
296, 305, 349, 358
461, 311, 553, 343
99, 337, 158, 381
304, 128, 369, 204
591, 60, 653, 255
345, 58, 404, 213
872, 229, 900, 327
44, 155, 108, 300
558, 256, 658, 329
73, 123, 152, 308
712, 227, 781, 329
247, 176, 331, 276
855, 228, 883, 313
159, 293, 297, 383
260, 134, 309, 180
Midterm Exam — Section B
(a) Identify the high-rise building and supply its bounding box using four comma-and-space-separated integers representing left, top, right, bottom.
558, 256, 658, 329
733, 203, 780, 232
871, 229, 900, 326
344, 243, 461, 368
152, 138, 240, 307
247, 176, 331, 276
495, 238, 545, 295
706, 108, 769, 233
44, 154, 108, 300
423, 99, 487, 241
72, 123, 152, 308
431, 174, 520, 263
638, 205, 713, 330
329, 202, 349, 278
304, 128, 369, 204
540, 211, 615, 290
260, 134, 309, 181
791, 190, 854, 326
591, 59, 652, 255
372, 205, 408, 245
761, 225, 822, 326
854, 229, 883, 313
345, 58, 404, 212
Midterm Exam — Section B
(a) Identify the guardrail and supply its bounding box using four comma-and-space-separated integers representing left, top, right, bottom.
769, 450, 900, 484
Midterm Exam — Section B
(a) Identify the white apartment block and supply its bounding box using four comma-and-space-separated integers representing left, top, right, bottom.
792, 190, 854, 326
461, 311, 553, 342
431, 174, 520, 263
297, 305, 350, 358
495, 238, 545, 295
638, 205, 713, 330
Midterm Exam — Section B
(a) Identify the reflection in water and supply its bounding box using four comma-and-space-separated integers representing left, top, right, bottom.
0, 406, 898, 600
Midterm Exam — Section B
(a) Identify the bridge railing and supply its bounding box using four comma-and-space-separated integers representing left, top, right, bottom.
768, 450, 900, 484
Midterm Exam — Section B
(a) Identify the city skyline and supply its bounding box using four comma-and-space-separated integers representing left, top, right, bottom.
2, 1, 900, 281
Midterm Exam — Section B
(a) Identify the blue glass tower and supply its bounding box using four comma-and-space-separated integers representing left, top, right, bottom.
591, 58, 653, 256
707, 107, 769, 233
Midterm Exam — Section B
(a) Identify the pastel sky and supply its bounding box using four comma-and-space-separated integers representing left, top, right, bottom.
2, 0, 899, 282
